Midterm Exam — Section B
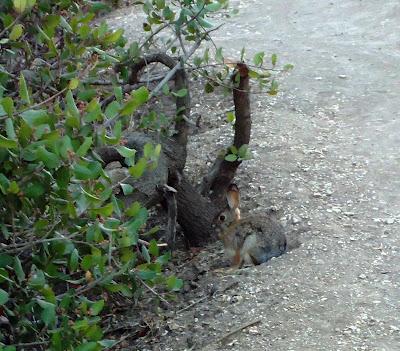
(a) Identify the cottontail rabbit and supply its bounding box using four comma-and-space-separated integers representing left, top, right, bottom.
215, 184, 287, 268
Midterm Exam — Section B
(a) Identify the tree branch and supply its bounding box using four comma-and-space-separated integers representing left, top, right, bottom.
200, 63, 251, 204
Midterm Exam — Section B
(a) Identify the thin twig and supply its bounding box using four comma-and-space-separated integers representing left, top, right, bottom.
138, 239, 168, 247
105, 332, 132, 350
111, 174, 132, 190
176, 296, 208, 314
139, 278, 171, 306
139, 23, 169, 50
218, 319, 262, 344
177, 29, 188, 57
1, 87, 68, 121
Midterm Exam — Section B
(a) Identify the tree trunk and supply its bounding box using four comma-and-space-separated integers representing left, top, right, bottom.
173, 176, 218, 247
102, 56, 252, 247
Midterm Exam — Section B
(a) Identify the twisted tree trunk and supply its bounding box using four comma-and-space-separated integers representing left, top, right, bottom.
99, 55, 251, 247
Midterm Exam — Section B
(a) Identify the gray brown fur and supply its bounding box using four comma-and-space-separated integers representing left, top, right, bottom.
215, 185, 287, 267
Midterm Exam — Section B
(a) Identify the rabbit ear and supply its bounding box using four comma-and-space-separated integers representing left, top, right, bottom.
226, 183, 240, 210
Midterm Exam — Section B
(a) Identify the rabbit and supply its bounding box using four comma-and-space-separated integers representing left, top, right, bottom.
214, 184, 287, 268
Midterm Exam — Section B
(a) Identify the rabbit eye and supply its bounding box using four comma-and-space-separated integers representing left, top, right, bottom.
219, 215, 226, 221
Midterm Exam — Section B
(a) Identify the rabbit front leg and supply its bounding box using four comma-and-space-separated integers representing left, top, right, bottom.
231, 248, 243, 268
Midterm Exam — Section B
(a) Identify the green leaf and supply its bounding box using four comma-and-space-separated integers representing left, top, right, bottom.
0, 268, 11, 283
85, 324, 102, 341
166, 275, 183, 291
126, 201, 141, 217
92, 47, 120, 63
36, 146, 60, 169
81, 256, 93, 271
253, 51, 265, 66
0, 174, 10, 195
197, 17, 213, 28
14, 257, 25, 283
141, 245, 151, 263
9, 24, 23, 40
149, 239, 159, 257
66, 90, 80, 118
238, 144, 249, 158
225, 154, 238, 162
128, 157, 147, 179
268, 80, 279, 95
84, 99, 101, 122
163, 6, 175, 20
120, 87, 149, 116
204, 82, 214, 93
193, 56, 202, 67
205, 2, 221, 12
121, 183, 133, 195
69, 78, 79, 90
156, 252, 171, 265
54, 167, 70, 191
1, 98, 14, 117
2, 346, 16, 351
76, 137, 92, 157
21, 109, 49, 127
75, 341, 98, 351
90, 203, 113, 217
171, 88, 187, 98
271, 53, 277, 66
203, 47, 210, 63
0, 254, 13, 268
143, 143, 153, 158
215, 47, 224, 63
154, 144, 161, 158
37, 300, 56, 326
155, 0, 165, 9
283, 63, 294, 71
162, 84, 170, 95
104, 28, 124, 45
116, 145, 136, 158
105, 101, 120, 119
69, 249, 79, 272
13, 0, 36, 13
248, 70, 259, 79
8, 181, 19, 194
226, 111, 235, 123
229, 145, 238, 154
114, 86, 123, 102
98, 340, 117, 348
0, 135, 17, 149
240, 47, 246, 61
29, 268, 46, 288
90, 300, 104, 316
19, 73, 30, 104
0, 288, 9, 305
5, 118, 16, 140
73, 161, 102, 180
51, 331, 62, 351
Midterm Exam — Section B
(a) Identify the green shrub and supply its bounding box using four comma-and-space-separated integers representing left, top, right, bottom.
0, 1, 181, 348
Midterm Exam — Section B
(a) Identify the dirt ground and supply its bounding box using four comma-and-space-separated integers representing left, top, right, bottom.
104, 1, 400, 350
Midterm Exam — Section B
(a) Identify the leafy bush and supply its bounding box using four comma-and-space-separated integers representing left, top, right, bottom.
0, 0, 181, 348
